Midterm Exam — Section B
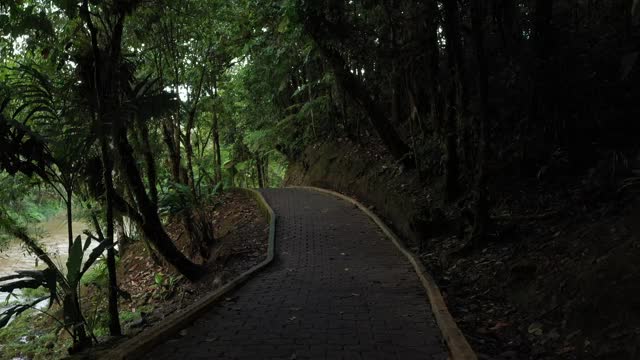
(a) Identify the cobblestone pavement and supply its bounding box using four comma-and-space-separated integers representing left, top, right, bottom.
147, 188, 447, 359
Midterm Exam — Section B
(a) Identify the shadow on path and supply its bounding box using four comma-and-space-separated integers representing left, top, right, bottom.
148, 188, 446, 360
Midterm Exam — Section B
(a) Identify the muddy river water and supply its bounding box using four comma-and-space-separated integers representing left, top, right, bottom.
0, 214, 89, 305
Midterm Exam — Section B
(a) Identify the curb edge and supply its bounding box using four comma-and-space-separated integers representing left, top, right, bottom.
291, 185, 477, 360
102, 188, 276, 359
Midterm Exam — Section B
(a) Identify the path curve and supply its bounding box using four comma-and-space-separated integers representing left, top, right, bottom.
148, 188, 446, 359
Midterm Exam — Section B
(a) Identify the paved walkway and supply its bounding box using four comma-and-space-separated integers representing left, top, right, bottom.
148, 188, 446, 359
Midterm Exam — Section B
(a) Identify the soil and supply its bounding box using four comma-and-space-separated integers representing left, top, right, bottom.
285, 138, 640, 360
117, 189, 269, 334
77, 189, 269, 358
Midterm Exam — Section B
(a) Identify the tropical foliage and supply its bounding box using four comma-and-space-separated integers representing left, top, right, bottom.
0, 0, 638, 356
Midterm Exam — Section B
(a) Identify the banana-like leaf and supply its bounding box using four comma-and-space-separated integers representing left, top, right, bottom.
79, 240, 108, 277
0, 296, 48, 328
83, 236, 91, 252
0, 97, 10, 113
0, 271, 59, 311
66, 235, 84, 289
0, 273, 24, 282
0, 279, 42, 293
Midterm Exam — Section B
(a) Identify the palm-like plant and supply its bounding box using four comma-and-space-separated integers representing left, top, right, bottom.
0, 63, 104, 348
0, 218, 109, 340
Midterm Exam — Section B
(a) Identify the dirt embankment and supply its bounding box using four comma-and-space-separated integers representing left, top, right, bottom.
116, 189, 269, 333
285, 139, 640, 360
75, 189, 269, 360
285, 141, 454, 246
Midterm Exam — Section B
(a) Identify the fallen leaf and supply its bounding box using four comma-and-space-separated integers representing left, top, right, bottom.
556, 346, 575, 354
489, 321, 510, 331
528, 322, 544, 336
547, 328, 560, 340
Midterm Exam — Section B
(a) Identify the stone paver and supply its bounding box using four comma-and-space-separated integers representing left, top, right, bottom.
147, 188, 447, 359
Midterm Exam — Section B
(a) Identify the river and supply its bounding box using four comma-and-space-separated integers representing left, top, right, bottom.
0, 214, 89, 306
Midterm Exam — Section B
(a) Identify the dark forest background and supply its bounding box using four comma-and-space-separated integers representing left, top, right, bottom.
1, 0, 639, 358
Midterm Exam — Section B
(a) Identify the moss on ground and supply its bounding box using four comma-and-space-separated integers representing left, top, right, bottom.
0, 309, 69, 360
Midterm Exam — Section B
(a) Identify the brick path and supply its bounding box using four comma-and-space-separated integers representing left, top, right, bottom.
148, 188, 447, 359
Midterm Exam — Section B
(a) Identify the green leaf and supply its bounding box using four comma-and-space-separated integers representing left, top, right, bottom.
0, 296, 49, 328
83, 236, 91, 252
66, 235, 84, 288
154, 273, 164, 286
79, 241, 108, 277
277, 17, 289, 33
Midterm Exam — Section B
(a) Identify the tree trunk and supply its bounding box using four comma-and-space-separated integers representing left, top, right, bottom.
162, 120, 183, 184
135, 117, 158, 205
184, 67, 206, 197
387, 3, 402, 129
184, 132, 196, 195
213, 116, 222, 183
306, 64, 317, 138
500, 0, 521, 57
91, 4, 122, 328
229, 166, 236, 188
162, 116, 201, 260
100, 139, 122, 336
442, 0, 465, 201
251, 164, 258, 188
65, 186, 73, 253
316, 44, 413, 167
263, 155, 269, 187
424, 0, 441, 129
115, 214, 128, 253
526, 0, 553, 164
535, 0, 554, 57
470, 0, 490, 245
64, 293, 89, 350
256, 156, 265, 188
114, 123, 205, 281
390, 63, 401, 128
211, 75, 222, 184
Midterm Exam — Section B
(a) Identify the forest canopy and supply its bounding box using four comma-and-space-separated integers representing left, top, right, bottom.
0, 0, 639, 357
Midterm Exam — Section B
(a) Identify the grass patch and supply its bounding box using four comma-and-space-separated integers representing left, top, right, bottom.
81, 260, 109, 287
0, 309, 69, 360
21, 287, 49, 300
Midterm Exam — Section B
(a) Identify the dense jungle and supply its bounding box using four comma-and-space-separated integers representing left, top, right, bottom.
1, 0, 639, 359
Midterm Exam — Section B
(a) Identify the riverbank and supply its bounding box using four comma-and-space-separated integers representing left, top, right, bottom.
0, 214, 88, 309
0, 189, 268, 360
0, 214, 89, 277
72, 188, 270, 359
